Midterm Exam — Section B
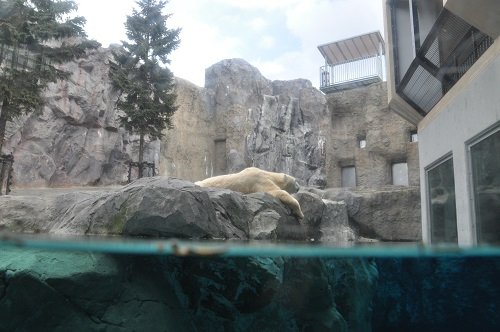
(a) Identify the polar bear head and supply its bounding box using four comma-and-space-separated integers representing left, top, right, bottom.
282, 174, 300, 194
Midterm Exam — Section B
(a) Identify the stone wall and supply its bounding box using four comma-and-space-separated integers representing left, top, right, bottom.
2, 49, 418, 191
323, 83, 419, 188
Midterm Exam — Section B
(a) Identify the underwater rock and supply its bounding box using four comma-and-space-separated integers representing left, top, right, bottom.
0, 249, 195, 331
0, 248, 378, 331
0, 177, 360, 242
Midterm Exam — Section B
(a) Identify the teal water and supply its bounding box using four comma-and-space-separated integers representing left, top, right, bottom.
1, 234, 500, 331
2, 233, 500, 258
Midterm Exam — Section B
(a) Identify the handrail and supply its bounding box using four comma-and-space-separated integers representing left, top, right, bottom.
320, 55, 383, 91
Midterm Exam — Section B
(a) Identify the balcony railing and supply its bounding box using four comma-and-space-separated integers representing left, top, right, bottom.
396, 8, 494, 115
320, 55, 384, 93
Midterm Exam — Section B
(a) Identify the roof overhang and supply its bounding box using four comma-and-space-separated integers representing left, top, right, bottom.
317, 31, 385, 65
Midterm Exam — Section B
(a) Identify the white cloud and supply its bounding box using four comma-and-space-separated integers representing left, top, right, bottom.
259, 35, 275, 49
168, 0, 243, 86
284, 0, 384, 47
260, 0, 384, 86
248, 17, 268, 32
76, 0, 134, 47
216, 0, 300, 11
75, 0, 385, 88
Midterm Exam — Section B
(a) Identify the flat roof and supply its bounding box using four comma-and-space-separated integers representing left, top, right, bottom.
318, 31, 385, 65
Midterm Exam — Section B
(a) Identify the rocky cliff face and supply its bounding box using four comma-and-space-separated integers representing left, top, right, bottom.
3, 53, 329, 187
163, 59, 328, 187
3, 46, 160, 187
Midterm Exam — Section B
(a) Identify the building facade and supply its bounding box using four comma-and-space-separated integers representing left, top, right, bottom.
384, 0, 500, 245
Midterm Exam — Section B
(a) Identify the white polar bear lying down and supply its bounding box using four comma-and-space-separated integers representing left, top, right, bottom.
195, 167, 304, 219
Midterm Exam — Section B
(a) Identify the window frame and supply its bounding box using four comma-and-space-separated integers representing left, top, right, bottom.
466, 122, 500, 244
425, 152, 458, 244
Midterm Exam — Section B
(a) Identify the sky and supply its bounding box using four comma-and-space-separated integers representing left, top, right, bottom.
76, 0, 384, 88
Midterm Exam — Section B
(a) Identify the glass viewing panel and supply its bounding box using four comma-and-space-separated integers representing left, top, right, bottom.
470, 129, 500, 245
427, 157, 457, 243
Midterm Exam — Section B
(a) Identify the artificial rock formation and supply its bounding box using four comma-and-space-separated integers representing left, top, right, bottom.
1, 48, 421, 241
2, 53, 329, 187
162, 59, 328, 187
0, 177, 355, 243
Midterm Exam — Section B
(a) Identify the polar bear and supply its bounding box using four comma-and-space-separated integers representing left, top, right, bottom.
195, 167, 304, 219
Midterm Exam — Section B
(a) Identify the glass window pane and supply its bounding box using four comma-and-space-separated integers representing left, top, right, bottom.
427, 158, 457, 243
341, 166, 356, 188
392, 162, 409, 186
470, 129, 500, 244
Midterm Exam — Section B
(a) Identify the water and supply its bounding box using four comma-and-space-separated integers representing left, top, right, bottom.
1, 235, 500, 331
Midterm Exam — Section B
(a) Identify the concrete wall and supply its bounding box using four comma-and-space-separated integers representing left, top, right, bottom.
324, 82, 419, 188
418, 37, 500, 245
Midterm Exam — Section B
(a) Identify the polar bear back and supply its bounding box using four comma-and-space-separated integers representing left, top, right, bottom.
195, 167, 303, 219
194, 167, 299, 194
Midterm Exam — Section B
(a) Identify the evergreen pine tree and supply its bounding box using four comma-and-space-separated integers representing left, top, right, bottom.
109, 0, 180, 178
0, 0, 99, 153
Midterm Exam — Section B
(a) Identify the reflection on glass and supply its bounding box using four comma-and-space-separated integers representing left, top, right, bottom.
470, 129, 500, 244
427, 157, 457, 243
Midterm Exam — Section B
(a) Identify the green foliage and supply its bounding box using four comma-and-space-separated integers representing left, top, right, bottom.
0, 0, 99, 151
109, 0, 180, 144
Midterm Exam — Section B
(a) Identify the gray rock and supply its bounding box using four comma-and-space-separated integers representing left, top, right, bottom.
3, 47, 160, 187
320, 199, 356, 243
313, 186, 421, 241
0, 249, 195, 331
0, 177, 318, 241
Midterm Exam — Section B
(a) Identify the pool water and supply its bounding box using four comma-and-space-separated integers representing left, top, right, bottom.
1, 235, 499, 331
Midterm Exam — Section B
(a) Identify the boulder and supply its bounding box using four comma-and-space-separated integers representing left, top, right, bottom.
308, 186, 421, 241
2, 177, 364, 242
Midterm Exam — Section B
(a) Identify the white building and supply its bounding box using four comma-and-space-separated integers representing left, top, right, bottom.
383, 0, 500, 246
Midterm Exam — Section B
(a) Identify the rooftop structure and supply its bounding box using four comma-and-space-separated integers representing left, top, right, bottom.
318, 31, 385, 93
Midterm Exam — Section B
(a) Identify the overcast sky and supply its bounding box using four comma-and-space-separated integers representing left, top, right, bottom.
76, 0, 384, 88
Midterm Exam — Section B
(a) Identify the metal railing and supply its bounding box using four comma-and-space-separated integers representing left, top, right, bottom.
396, 8, 494, 115
320, 55, 384, 92
127, 161, 157, 183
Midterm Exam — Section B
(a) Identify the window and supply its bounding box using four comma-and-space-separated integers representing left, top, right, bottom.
392, 162, 409, 186
341, 166, 356, 188
359, 139, 367, 148
410, 131, 418, 142
469, 128, 500, 244
427, 156, 457, 243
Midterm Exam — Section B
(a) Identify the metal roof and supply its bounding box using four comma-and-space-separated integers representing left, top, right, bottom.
317, 31, 385, 65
